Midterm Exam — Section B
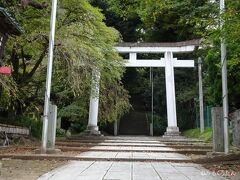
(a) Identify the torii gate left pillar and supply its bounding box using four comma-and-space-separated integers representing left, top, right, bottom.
85, 69, 101, 135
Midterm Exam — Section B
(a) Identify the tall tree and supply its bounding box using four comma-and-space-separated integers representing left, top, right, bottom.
0, 0, 130, 126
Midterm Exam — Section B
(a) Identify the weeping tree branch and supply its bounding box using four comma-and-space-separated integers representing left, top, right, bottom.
11, 45, 20, 82
22, 44, 48, 82
21, 46, 27, 76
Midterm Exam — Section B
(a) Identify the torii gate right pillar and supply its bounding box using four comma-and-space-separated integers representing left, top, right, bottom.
164, 52, 180, 136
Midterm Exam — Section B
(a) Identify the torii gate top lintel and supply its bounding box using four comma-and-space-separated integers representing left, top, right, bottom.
115, 39, 200, 68
115, 39, 200, 53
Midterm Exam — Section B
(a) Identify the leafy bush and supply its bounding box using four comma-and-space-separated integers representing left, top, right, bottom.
69, 122, 86, 134
147, 113, 167, 136
56, 128, 66, 137
16, 116, 42, 139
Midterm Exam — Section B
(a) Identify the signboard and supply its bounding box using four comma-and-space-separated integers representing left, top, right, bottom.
0, 32, 7, 61
0, 67, 12, 75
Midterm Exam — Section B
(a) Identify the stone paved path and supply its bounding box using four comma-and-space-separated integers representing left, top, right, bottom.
38, 136, 225, 180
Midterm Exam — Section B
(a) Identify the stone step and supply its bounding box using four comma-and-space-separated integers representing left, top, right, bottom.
56, 146, 209, 155
67, 136, 205, 143
60, 139, 209, 146
55, 142, 212, 149
75, 151, 191, 162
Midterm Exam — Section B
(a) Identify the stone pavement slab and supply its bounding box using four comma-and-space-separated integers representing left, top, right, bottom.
38, 161, 225, 180
56, 142, 169, 147
88, 146, 174, 151
76, 151, 190, 161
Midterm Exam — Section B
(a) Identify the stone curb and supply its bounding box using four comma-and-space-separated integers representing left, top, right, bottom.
1, 153, 238, 165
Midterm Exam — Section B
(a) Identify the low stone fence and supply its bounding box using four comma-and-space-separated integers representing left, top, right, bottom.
0, 123, 30, 136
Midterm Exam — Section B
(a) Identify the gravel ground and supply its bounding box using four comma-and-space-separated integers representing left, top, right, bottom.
203, 161, 240, 180
0, 159, 66, 180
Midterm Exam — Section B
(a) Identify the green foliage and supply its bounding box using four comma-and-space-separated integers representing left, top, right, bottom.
183, 128, 212, 142
146, 113, 167, 136
107, 0, 216, 41
56, 128, 66, 137
16, 116, 42, 138
69, 122, 86, 134
99, 81, 130, 123
0, 0, 130, 126
102, 0, 208, 131
201, 1, 240, 109
58, 103, 88, 122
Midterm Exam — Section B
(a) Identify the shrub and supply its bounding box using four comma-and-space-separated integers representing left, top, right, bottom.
183, 128, 212, 142
147, 113, 167, 136
16, 116, 42, 139
56, 128, 66, 137
69, 122, 86, 134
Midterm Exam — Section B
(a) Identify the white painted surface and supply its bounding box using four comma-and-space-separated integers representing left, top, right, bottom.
129, 53, 137, 61
125, 59, 194, 68
41, 0, 58, 153
165, 52, 177, 128
116, 45, 195, 53
87, 69, 101, 130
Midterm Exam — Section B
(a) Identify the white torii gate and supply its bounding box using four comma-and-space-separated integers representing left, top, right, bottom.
85, 40, 200, 136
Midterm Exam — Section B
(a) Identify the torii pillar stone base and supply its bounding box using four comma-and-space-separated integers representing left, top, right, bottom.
164, 127, 180, 136
83, 126, 101, 136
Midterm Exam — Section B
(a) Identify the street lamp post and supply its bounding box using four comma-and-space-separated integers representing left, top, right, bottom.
41, 0, 58, 154
150, 67, 154, 136
198, 58, 204, 133
220, 0, 229, 154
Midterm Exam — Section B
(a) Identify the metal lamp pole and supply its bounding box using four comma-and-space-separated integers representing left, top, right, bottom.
198, 58, 204, 133
220, 0, 229, 154
150, 67, 154, 136
41, 0, 58, 154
